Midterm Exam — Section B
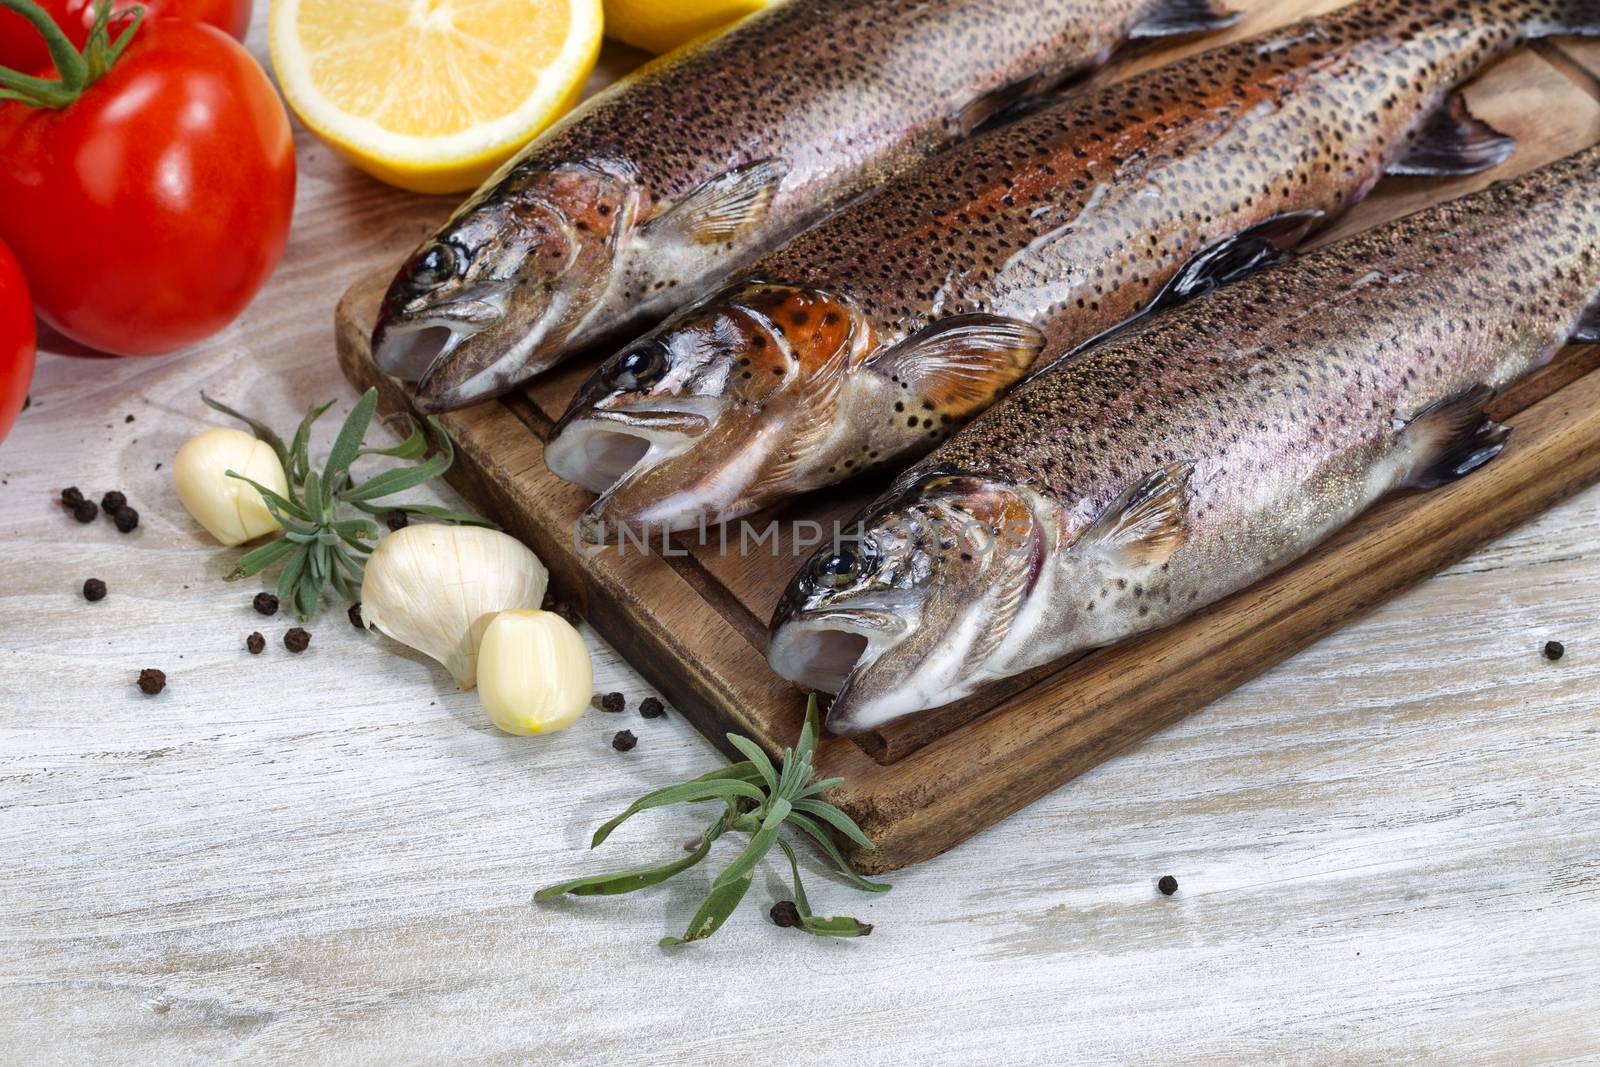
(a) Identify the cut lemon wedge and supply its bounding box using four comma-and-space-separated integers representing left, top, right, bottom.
269, 0, 603, 194
603, 0, 768, 55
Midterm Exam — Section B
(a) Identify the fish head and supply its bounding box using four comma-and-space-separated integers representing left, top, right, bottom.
546, 282, 863, 540
372, 162, 639, 411
769, 469, 1045, 735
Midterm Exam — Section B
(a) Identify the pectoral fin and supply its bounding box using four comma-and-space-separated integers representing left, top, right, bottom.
1398, 384, 1510, 490
1081, 464, 1194, 568
1389, 93, 1515, 178
1572, 295, 1600, 344
1149, 210, 1325, 314
1129, 0, 1242, 39
645, 159, 788, 245
866, 314, 1045, 420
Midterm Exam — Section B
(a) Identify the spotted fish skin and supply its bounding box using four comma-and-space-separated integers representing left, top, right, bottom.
550, 0, 1600, 540
373, 0, 1213, 412
769, 145, 1600, 734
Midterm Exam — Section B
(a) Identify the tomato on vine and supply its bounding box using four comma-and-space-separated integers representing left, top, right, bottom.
0, 0, 251, 76
0, 0, 293, 356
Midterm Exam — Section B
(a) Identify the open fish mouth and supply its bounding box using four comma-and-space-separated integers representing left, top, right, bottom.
767, 609, 907, 696
545, 399, 724, 540
372, 298, 504, 382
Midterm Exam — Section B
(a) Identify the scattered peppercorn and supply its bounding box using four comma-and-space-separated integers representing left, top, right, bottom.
60, 486, 84, 507
639, 696, 666, 719
253, 592, 279, 616
246, 632, 265, 655
769, 901, 802, 928
82, 578, 107, 602
124, 414, 135, 423
385, 510, 409, 531
1157, 875, 1179, 896
112, 506, 139, 533
599, 691, 625, 713
72, 499, 98, 523
101, 490, 126, 512
348, 602, 365, 630
611, 729, 637, 752
137, 668, 166, 695
284, 627, 311, 653
1544, 641, 1565, 661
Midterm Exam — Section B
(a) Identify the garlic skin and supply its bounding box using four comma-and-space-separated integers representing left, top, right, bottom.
361, 525, 548, 688
477, 609, 592, 735
173, 428, 290, 546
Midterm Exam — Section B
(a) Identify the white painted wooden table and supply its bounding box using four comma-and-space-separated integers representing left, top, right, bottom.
4, 8, 1600, 1065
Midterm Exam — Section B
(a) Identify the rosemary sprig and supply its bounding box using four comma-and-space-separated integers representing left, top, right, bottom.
537, 695, 889, 946
202, 388, 492, 620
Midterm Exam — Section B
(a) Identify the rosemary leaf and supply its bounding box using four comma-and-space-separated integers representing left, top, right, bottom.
659, 866, 755, 947
784, 811, 891, 894
323, 388, 378, 487
590, 778, 767, 849
202, 392, 288, 468
536, 819, 725, 901
226, 537, 297, 581
725, 734, 779, 795
791, 797, 875, 850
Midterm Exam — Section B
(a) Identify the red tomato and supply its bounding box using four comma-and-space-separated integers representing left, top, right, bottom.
0, 19, 294, 356
0, 0, 252, 74
0, 239, 35, 446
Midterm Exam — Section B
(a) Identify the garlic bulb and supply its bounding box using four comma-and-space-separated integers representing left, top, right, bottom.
173, 427, 291, 546
361, 525, 548, 688
477, 610, 592, 735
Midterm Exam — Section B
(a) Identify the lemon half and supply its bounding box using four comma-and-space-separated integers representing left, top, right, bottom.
270, 0, 603, 194
603, 0, 768, 55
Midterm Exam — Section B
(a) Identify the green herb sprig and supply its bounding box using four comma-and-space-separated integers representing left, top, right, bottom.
203, 388, 491, 621
537, 695, 889, 946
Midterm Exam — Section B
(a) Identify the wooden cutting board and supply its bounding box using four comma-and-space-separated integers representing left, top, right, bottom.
337, 2, 1600, 873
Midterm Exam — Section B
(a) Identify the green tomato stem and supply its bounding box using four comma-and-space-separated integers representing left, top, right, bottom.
0, 0, 143, 110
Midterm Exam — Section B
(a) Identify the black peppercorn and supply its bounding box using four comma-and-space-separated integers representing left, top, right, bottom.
137, 668, 166, 695
769, 901, 802, 928
611, 729, 637, 752
1544, 640, 1565, 661
253, 592, 279, 616
284, 627, 311, 653
639, 696, 665, 719
599, 691, 625, 713
72, 499, 98, 523
112, 506, 139, 533
1157, 875, 1179, 896
348, 603, 365, 629
101, 490, 127, 512
385, 510, 409, 531
82, 578, 107, 602
60, 486, 84, 507
246, 632, 265, 655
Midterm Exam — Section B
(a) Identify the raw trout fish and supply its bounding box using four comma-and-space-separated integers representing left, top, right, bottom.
371, 0, 1241, 411
769, 145, 1600, 734
549, 0, 1600, 541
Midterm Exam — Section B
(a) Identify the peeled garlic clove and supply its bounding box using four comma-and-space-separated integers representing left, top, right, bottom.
361, 525, 548, 688
173, 428, 290, 546
477, 609, 592, 735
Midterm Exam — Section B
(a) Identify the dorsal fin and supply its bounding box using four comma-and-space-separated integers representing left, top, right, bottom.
865, 314, 1045, 419
1080, 464, 1194, 568
1129, 0, 1242, 39
1389, 93, 1516, 178
1397, 384, 1510, 490
645, 159, 788, 245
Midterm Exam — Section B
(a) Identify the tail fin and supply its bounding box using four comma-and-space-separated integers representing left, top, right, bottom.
1524, 0, 1600, 38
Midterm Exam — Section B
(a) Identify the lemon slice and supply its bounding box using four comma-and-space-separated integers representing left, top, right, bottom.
270, 0, 603, 194
603, 0, 768, 55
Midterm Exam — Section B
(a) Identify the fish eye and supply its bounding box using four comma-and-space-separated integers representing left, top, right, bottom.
610, 341, 668, 391
812, 543, 872, 589
413, 243, 457, 289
